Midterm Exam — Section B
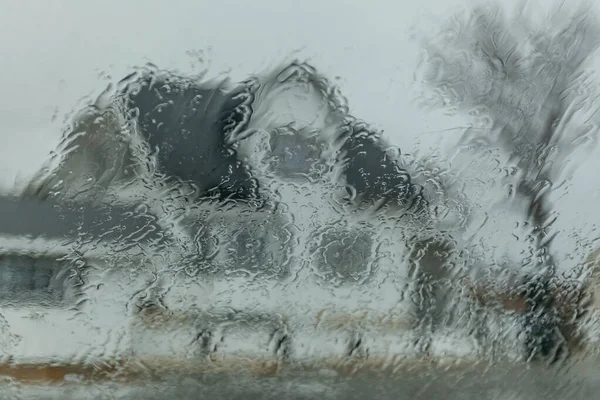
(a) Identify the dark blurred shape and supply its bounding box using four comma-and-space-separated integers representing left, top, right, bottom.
418, 3, 600, 362
0, 195, 165, 244
0, 255, 76, 306
124, 75, 258, 200
313, 227, 374, 284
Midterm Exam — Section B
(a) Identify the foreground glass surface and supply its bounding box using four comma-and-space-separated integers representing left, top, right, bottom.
2, 1, 600, 399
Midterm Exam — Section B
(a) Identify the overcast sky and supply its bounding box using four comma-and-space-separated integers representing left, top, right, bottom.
0, 0, 477, 181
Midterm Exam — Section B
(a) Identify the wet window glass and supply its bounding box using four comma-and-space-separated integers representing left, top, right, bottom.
1, 1, 600, 399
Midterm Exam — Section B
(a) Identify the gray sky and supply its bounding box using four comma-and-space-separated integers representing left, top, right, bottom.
0, 0, 466, 183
